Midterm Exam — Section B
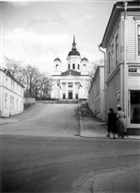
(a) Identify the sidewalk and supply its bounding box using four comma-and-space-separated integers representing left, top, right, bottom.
0, 103, 49, 126
79, 103, 140, 140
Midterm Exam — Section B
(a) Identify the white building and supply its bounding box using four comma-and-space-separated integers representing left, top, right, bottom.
88, 66, 105, 121
99, 1, 140, 134
51, 36, 90, 100
0, 67, 24, 117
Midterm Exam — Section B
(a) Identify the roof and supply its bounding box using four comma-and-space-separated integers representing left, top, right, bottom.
100, 1, 140, 48
0, 66, 25, 88
67, 35, 81, 57
54, 57, 62, 62
68, 50, 80, 57
61, 70, 81, 76
81, 57, 89, 62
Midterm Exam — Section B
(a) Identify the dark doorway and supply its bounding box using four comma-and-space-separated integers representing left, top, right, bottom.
63, 94, 66, 99
130, 90, 140, 123
68, 91, 73, 99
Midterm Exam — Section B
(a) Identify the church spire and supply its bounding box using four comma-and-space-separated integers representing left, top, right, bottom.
72, 35, 76, 50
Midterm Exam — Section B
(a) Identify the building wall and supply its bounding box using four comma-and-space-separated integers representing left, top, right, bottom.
101, 3, 140, 131
106, 70, 120, 114
100, 67, 105, 121
88, 66, 105, 121
0, 68, 24, 117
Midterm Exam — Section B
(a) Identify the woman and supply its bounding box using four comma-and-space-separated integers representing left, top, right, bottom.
116, 106, 126, 138
107, 108, 117, 139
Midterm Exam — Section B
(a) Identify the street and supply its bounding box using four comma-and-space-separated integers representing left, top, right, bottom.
1, 104, 140, 193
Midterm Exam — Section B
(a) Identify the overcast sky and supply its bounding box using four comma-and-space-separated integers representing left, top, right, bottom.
1, 0, 123, 75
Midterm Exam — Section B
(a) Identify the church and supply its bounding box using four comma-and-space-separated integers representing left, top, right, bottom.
51, 36, 90, 100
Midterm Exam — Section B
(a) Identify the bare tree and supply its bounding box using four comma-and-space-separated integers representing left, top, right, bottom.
4, 56, 52, 99
88, 59, 104, 91
89, 59, 104, 78
4, 56, 23, 76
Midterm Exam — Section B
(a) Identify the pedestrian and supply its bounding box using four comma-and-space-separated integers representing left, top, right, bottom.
116, 106, 126, 138
107, 108, 117, 139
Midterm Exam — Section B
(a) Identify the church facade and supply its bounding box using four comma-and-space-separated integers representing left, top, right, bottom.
51, 36, 90, 100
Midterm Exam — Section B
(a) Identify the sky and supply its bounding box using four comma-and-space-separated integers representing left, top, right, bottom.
1, 0, 124, 76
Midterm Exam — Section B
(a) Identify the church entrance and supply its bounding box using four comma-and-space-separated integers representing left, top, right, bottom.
68, 91, 73, 99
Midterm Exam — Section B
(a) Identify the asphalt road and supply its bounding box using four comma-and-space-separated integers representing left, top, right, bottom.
1, 104, 140, 193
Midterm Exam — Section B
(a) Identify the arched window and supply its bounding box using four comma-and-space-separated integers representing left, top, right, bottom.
73, 63, 75, 69
83, 64, 86, 71
78, 64, 80, 70
68, 64, 70, 70
56, 64, 59, 71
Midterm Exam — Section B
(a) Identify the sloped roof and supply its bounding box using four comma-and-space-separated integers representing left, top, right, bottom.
61, 70, 81, 76
100, 1, 140, 48
0, 67, 25, 88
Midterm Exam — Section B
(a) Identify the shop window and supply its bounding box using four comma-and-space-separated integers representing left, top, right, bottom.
130, 90, 140, 123
138, 25, 140, 56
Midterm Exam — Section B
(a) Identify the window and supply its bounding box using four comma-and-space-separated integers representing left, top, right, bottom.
20, 100, 22, 111
5, 94, 7, 107
10, 96, 14, 109
10, 96, 12, 109
68, 64, 70, 70
68, 83, 73, 88
13, 81, 14, 91
78, 64, 80, 70
108, 51, 111, 74
138, 25, 140, 56
17, 99, 18, 109
111, 43, 114, 67
5, 75, 8, 87
56, 64, 59, 71
11, 79, 12, 90
115, 35, 118, 63
12, 97, 14, 109
83, 64, 86, 71
73, 63, 75, 69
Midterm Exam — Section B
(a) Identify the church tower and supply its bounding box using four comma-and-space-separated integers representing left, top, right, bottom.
67, 36, 81, 71
53, 57, 62, 75
51, 35, 90, 100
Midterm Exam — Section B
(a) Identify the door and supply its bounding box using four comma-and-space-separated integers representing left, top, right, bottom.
68, 91, 73, 99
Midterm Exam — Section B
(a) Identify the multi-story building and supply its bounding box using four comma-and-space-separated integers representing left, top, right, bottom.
51, 36, 90, 100
99, 1, 140, 134
0, 66, 24, 117
88, 66, 105, 121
